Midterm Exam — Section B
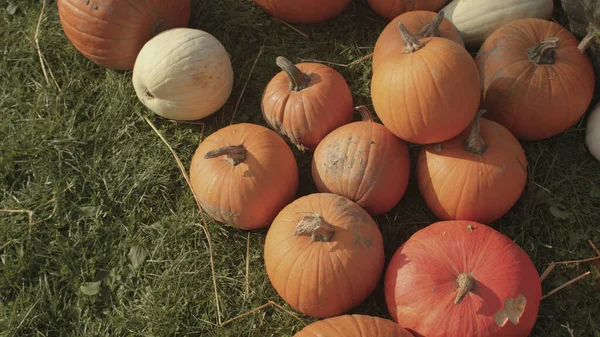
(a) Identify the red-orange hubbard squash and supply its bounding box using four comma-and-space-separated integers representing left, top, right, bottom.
384, 220, 542, 337
262, 56, 353, 151
371, 24, 480, 144
189, 123, 298, 230
312, 106, 410, 216
264, 193, 384, 318
373, 11, 464, 71
476, 18, 595, 140
57, 0, 191, 70
417, 110, 528, 224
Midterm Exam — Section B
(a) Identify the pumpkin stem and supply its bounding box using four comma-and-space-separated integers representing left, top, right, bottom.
464, 109, 488, 155
294, 215, 334, 242
355, 105, 374, 122
578, 29, 598, 54
527, 37, 561, 65
399, 23, 424, 54
276, 56, 311, 91
454, 273, 476, 304
204, 145, 247, 166
419, 11, 444, 38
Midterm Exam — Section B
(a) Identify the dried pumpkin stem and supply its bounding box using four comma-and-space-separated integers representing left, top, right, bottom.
204, 145, 247, 166
419, 10, 444, 37
293, 215, 335, 242
355, 105, 374, 122
454, 273, 476, 304
578, 30, 597, 54
464, 109, 488, 155
527, 37, 561, 65
276, 56, 311, 91
399, 23, 424, 53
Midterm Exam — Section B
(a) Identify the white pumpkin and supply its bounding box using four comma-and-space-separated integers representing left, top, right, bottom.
132, 28, 234, 121
586, 102, 600, 161
442, 0, 554, 47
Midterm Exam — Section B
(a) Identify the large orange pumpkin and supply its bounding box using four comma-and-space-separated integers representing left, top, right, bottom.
189, 123, 298, 230
262, 56, 354, 151
384, 220, 542, 337
367, 0, 447, 20
312, 106, 410, 216
264, 193, 385, 318
252, 0, 351, 24
371, 24, 480, 144
417, 110, 528, 224
294, 314, 414, 337
476, 18, 595, 140
373, 11, 464, 71
57, 0, 191, 70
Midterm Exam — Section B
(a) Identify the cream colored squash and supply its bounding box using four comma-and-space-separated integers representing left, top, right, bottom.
586, 102, 600, 161
132, 28, 234, 121
442, 0, 553, 47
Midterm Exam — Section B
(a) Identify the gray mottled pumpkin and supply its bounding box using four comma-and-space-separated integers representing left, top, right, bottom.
561, 0, 600, 80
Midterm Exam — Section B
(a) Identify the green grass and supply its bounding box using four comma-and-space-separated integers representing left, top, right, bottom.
1, 0, 600, 336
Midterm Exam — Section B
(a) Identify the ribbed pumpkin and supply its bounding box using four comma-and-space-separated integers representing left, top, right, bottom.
262, 56, 353, 151
371, 24, 480, 144
367, 0, 447, 21
132, 28, 234, 121
252, 0, 351, 23
441, 0, 554, 47
373, 11, 464, 71
384, 221, 542, 337
417, 110, 528, 224
476, 18, 595, 140
312, 106, 410, 216
264, 193, 384, 318
294, 314, 414, 337
57, 0, 190, 70
189, 123, 298, 230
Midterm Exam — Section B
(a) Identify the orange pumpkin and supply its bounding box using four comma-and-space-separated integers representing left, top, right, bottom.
57, 0, 191, 70
312, 106, 410, 216
417, 110, 528, 224
476, 18, 595, 140
189, 123, 298, 230
252, 0, 351, 24
371, 24, 480, 144
294, 314, 414, 337
373, 11, 464, 71
384, 221, 542, 337
262, 56, 354, 151
367, 0, 447, 20
264, 193, 385, 318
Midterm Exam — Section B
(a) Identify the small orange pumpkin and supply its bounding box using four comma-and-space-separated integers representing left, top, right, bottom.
312, 106, 410, 216
262, 56, 354, 151
264, 193, 385, 318
373, 11, 464, 71
476, 18, 595, 140
252, 0, 351, 24
57, 0, 191, 70
417, 110, 528, 224
367, 0, 447, 20
189, 123, 298, 230
371, 24, 480, 144
294, 314, 414, 337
